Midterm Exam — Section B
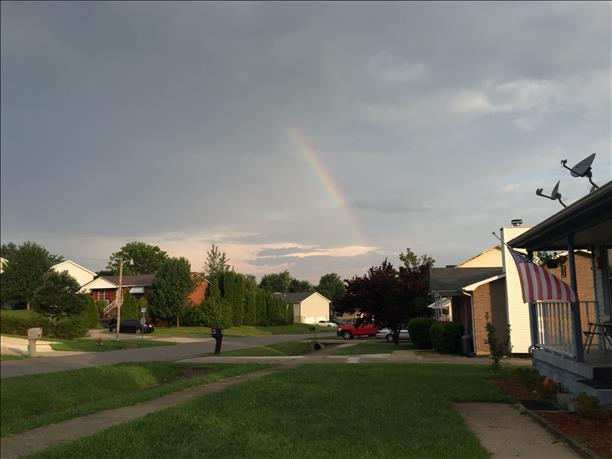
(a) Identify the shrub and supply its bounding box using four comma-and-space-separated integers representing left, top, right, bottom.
408, 317, 436, 349
121, 294, 139, 321
54, 316, 88, 339
94, 300, 108, 315
181, 306, 208, 326
0, 311, 54, 336
485, 313, 512, 369
574, 393, 603, 419
430, 321, 464, 354
82, 296, 101, 329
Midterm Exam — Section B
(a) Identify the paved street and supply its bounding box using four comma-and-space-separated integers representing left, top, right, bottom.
0, 332, 335, 379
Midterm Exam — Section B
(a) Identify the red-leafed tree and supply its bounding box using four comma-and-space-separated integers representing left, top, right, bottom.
337, 254, 433, 344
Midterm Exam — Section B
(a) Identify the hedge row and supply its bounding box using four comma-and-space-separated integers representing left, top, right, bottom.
407, 317, 465, 354
0, 312, 88, 339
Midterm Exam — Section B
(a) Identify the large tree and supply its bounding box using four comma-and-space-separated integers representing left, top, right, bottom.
202, 244, 230, 278
148, 257, 194, 327
106, 242, 168, 275
31, 271, 87, 320
316, 273, 346, 304
288, 278, 314, 293
259, 271, 292, 293
0, 241, 62, 309
337, 257, 432, 344
399, 247, 435, 270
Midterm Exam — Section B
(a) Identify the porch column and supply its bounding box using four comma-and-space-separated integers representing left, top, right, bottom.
527, 250, 539, 350
568, 233, 585, 362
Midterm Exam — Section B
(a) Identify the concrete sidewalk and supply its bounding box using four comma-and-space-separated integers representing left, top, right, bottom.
455, 403, 581, 458
0, 366, 282, 459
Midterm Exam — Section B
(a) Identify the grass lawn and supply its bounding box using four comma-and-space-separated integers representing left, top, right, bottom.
220, 340, 325, 357
50, 339, 176, 352
1, 362, 263, 437
30, 364, 509, 459
334, 341, 416, 355
0, 354, 28, 361
152, 324, 336, 338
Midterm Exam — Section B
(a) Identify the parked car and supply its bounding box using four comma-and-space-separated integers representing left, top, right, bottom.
108, 318, 155, 334
317, 320, 338, 328
337, 322, 379, 340
376, 328, 410, 342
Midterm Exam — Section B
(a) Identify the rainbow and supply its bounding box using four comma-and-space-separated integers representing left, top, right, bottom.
287, 127, 367, 247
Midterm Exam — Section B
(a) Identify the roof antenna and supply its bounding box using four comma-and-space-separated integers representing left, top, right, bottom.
560, 153, 599, 192
536, 180, 566, 208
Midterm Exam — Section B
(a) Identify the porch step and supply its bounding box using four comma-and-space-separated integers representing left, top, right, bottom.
577, 366, 612, 389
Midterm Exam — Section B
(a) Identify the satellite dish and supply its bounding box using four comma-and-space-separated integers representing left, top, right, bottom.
535, 180, 566, 208
560, 153, 599, 190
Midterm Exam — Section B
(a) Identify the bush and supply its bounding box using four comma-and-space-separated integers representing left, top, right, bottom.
181, 306, 208, 326
430, 321, 464, 354
54, 316, 88, 339
408, 317, 436, 349
82, 297, 101, 329
0, 311, 54, 336
121, 294, 139, 321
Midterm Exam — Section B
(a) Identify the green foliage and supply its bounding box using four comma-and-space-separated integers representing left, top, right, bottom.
408, 317, 436, 349
149, 258, 194, 326
430, 321, 464, 354
243, 291, 257, 326
106, 242, 168, 275
94, 300, 108, 315
0, 241, 60, 308
120, 294, 139, 321
82, 297, 101, 329
202, 244, 231, 278
203, 296, 233, 329
0, 242, 18, 261
31, 271, 87, 320
288, 278, 314, 293
259, 271, 292, 292
399, 247, 435, 270
485, 313, 512, 369
54, 317, 88, 339
316, 273, 346, 304
573, 393, 603, 419
0, 311, 54, 336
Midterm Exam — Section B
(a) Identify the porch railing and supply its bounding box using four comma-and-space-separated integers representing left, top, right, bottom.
535, 300, 598, 359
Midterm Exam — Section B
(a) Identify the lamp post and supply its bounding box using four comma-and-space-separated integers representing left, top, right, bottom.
115, 257, 133, 341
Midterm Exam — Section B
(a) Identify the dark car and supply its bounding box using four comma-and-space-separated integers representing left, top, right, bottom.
108, 318, 155, 334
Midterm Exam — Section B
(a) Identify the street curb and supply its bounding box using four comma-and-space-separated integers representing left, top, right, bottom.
513, 403, 602, 459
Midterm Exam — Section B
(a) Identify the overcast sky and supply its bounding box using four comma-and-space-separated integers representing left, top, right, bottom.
1, 2, 611, 282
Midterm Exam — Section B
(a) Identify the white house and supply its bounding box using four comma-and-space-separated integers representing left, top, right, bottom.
51, 260, 96, 287
281, 292, 331, 324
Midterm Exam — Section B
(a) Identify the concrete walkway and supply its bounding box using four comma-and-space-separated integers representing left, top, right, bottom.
455, 403, 581, 459
0, 366, 282, 459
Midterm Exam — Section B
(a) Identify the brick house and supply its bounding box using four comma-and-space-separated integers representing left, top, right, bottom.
430, 243, 596, 356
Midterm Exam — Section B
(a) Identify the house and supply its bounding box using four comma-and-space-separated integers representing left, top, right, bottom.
51, 260, 96, 287
509, 180, 612, 403
281, 292, 331, 324
429, 233, 596, 356
81, 272, 209, 316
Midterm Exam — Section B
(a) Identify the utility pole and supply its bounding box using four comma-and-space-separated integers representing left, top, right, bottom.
116, 258, 125, 341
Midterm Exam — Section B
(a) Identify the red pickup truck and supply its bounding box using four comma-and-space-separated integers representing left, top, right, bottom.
337, 323, 379, 340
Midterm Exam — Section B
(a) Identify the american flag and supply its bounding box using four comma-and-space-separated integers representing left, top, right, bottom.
509, 248, 578, 303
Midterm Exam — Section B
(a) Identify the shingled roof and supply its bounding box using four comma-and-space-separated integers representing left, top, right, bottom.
429, 267, 503, 295
101, 274, 155, 287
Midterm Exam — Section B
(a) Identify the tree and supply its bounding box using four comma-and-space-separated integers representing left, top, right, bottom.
399, 248, 435, 270
337, 256, 432, 344
288, 278, 314, 293
202, 280, 233, 328
0, 242, 18, 261
0, 241, 60, 309
106, 242, 168, 275
121, 294, 140, 321
202, 244, 230, 278
259, 271, 292, 293
82, 296, 101, 328
316, 273, 346, 304
485, 313, 512, 370
32, 271, 87, 320
148, 257, 194, 327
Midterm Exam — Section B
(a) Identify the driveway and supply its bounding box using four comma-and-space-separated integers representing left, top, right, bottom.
0, 332, 336, 379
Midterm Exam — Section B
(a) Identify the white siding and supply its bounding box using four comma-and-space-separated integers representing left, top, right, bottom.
458, 247, 503, 268
501, 226, 532, 353
80, 276, 117, 293
295, 293, 330, 324
51, 260, 96, 287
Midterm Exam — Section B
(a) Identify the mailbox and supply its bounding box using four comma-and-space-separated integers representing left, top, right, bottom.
28, 327, 42, 339
211, 328, 224, 355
